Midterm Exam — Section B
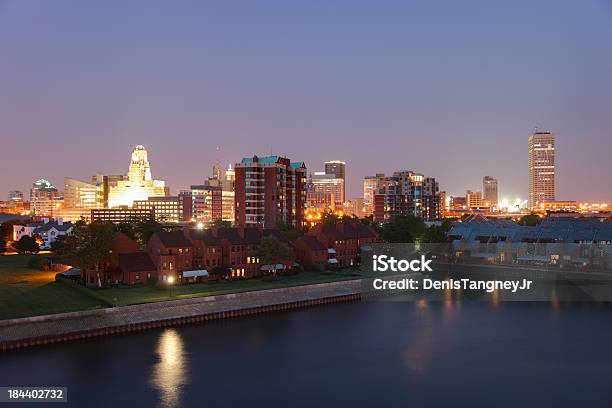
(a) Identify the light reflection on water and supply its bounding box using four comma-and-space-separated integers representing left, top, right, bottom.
151, 329, 189, 408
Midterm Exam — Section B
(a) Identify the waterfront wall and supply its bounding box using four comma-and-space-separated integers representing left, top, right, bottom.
0, 280, 364, 352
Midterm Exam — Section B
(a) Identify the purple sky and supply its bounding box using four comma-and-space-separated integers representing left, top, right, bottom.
1, 1, 611, 202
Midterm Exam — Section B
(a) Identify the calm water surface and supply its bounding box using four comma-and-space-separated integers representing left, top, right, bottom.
2, 299, 612, 407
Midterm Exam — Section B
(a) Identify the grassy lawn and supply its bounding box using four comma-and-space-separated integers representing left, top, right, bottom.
99, 269, 366, 306
0, 254, 380, 320
0, 254, 106, 320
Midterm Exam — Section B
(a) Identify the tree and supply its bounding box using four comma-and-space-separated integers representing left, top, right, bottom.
518, 214, 541, 227
380, 215, 426, 243
14, 235, 40, 254
61, 221, 116, 287
212, 220, 233, 228
133, 219, 164, 247
275, 220, 301, 243
251, 236, 291, 277
422, 219, 453, 243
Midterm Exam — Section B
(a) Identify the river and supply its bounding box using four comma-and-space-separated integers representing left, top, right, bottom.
2, 291, 612, 407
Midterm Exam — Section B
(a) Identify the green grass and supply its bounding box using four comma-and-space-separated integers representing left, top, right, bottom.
0, 254, 106, 320
0, 254, 380, 320
99, 269, 366, 306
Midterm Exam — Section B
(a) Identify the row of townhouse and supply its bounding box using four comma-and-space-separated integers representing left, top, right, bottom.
294, 222, 379, 268
83, 222, 379, 286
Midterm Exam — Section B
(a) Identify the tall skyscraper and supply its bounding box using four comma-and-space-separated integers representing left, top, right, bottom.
482, 176, 498, 207
234, 155, 306, 228
528, 131, 556, 209
108, 145, 168, 208
324, 160, 346, 203
212, 161, 222, 180
363, 175, 382, 216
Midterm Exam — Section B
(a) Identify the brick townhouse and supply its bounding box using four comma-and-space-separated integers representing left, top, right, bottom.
305, 222, 378, 267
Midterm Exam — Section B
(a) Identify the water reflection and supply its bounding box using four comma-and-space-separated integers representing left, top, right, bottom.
151, 329, 189, 408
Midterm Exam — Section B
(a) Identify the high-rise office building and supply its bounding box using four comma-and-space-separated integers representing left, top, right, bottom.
234, 155, 306, 228
306, 172, 345, 210
60, 177, 102, 221
30, 179, 62, 216
528, 131, 556, 209
108, 145, 169, 208
363, 175, 382, 216
482, 176, 498, 207
324, 160, 346, 204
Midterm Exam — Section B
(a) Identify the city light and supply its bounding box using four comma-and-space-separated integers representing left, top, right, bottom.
167, 276, 175, 284
196, 222, 204, 230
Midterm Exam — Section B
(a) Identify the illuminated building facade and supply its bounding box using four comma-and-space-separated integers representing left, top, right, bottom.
363, 175, 382, 216
370, 171, 440, 222
324, 160, 346, 203
483, 176, 498, 207
91, 208, 155, 223
234, 155, 306, 228
529, 131, 556, 209
60, 177, 102, 222
466, 190, 484, 208
133, 196, 182, 223
30, 179, 62, 216
306, 172, 344, 210
108, 145, 168, 208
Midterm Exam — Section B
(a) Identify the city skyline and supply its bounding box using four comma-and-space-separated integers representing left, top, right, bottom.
1, 1, 612, 201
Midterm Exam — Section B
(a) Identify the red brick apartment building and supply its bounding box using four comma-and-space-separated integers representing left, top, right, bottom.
300, 222, 378, 267
147, 230, 194, 283
234, 155, 306, 229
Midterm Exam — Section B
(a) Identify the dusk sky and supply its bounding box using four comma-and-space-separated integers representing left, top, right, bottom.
1, 1, 611, 202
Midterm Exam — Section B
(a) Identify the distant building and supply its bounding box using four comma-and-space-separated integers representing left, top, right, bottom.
466, 190, 484, 208
343, 198, 365, 218
8, 191, 23, 202
306, 172, 344, 210
234, 155, 306, 228
368, 171, 440, 222
133, 196, 182, 223
30, 179, 62, 216
529, 130, 556, 209
60, 177, 102, 222
363, 175, 381, 217
324, 161, 346, 204
108, 145, 169, 208
91, 208, 155, 223
450, 196, 467, 210
13, 219, 73, 249
483, 176, 498, 207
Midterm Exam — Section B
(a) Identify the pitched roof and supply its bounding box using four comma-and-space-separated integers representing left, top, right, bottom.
319, 222, 377, 240
298, 235, 326, 251
33, 221, 73, 233
189, 229, 221, 246
119, 252, 156, 272
155, 230, 192, 247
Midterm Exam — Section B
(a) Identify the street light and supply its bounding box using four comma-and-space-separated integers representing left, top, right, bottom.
167, 276, 175, 298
